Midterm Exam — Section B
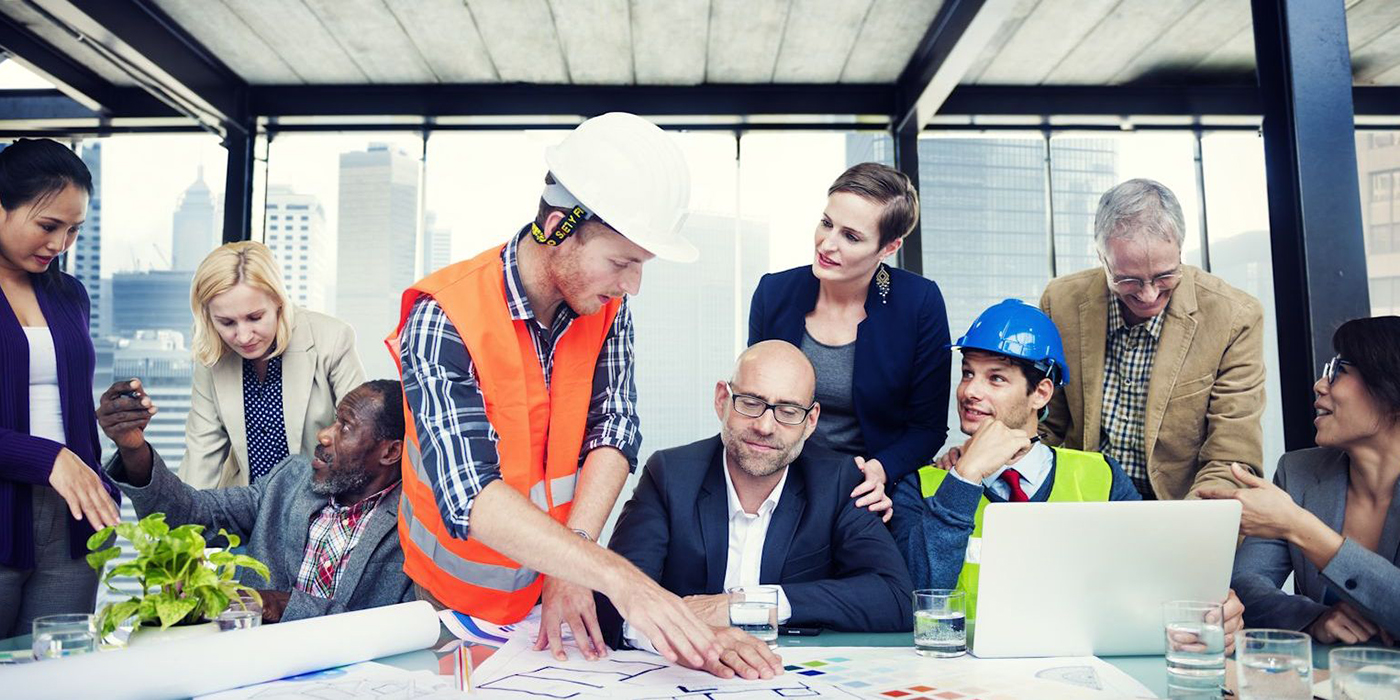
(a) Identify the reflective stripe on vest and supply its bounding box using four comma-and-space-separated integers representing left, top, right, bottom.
916, 447, 1113, 625
387, 244, 619, 623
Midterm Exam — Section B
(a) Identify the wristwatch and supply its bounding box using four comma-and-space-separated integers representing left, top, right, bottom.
572, 528, 594, 542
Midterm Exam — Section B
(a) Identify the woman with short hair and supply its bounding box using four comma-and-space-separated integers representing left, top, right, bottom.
181, 241, 365, 488
0, 138, 122, 635
1205, 316, 1400, 644
747, 162, 951, 521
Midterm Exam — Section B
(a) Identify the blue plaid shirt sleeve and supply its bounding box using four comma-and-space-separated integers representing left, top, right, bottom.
398, 295, 501, 540
581, 297, 642, 471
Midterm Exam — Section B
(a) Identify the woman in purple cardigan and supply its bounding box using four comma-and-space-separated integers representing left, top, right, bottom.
0, 139, 123, 636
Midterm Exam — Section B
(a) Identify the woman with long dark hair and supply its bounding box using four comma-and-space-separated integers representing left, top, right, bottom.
0, 138, 123, 635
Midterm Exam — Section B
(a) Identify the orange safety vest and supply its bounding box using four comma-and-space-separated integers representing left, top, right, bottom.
386, 244, 620, 623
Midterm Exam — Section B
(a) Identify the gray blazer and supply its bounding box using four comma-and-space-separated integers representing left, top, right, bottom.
1232, 447, 1400, 636
105, 451, 413, 622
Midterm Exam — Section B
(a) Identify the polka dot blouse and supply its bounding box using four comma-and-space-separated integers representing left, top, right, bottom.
242, 355, 290, 483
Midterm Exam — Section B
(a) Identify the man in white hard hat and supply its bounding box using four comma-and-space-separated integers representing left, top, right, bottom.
387, 113, 721, 669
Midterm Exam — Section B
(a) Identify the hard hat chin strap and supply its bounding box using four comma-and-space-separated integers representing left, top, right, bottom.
529, 182, 599, 247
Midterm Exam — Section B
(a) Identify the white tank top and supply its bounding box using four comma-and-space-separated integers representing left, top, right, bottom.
24, 326, 66, 444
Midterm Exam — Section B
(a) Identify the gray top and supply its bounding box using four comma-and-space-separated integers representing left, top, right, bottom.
106, 451, 414, 622
800, 330, 865, 458
1231, 447, 1400, 637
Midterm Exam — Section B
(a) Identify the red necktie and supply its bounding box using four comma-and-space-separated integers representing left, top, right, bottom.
999, 468, 1030, 502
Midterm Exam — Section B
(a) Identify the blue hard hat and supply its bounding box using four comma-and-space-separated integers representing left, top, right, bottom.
952, 299, 1070, 386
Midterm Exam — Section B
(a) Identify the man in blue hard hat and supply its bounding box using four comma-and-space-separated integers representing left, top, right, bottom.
890, 300, 1245, 652
889, 299, 1141, 626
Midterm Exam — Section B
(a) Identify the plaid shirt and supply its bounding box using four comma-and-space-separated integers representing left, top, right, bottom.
294, 481, 399, 598
398, 227, 641, 540
1099, 299, 1165, 498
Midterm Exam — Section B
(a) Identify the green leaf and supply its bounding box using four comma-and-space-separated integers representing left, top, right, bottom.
109, 562, 145, 578
96, 600, 141, 638
208, 551, 234, 566
85, 546, 121, 573
230, 555, 270, 582
86, 526, 115, 551
138, 513, 169, 538
155, 597, 199, 630
187, 566, 219, 590
217, 528, 241, 549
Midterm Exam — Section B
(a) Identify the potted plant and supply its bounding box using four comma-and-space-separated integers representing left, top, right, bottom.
86, 513, 271, 646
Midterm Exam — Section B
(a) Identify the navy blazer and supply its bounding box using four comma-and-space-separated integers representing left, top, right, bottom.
596, 436, 914, 649
747, 264, 951, 483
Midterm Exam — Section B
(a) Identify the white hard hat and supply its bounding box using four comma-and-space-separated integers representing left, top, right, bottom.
544, 112, 697, 263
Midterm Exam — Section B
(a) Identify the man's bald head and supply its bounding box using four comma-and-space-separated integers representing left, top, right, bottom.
716, 340, 820, 479
731, 340, 817, 406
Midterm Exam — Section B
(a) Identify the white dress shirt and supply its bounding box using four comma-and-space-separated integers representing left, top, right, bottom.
948, 441, 1054, 500
24, 326, 66, 444
623, 456, 793, 652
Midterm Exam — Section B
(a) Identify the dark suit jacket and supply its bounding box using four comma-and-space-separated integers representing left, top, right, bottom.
747, 264, 951, 483
598, 436, 914, 648
107, 451, 414, 622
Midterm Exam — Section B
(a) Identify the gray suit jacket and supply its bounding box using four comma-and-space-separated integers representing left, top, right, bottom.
1232, 447, 1400, 636
105, 451, 413, 622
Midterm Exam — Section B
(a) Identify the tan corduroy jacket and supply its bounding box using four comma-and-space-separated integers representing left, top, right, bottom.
181, 308, 365, 489
1038, 265, 1265, 500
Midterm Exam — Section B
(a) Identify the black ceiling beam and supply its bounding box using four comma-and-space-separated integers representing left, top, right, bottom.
937, 84, 1400, 117
249, 84, 899, 118
65, 0, 245, 123
0, 13, 169, 116
894, 0, 1005, 133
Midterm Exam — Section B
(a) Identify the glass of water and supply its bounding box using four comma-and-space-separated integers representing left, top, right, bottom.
32, 613, 97, 660
728, 585, 779, 649
1235, 629, 1312, 700
1330, 647, 1400, 700
913, 589, 966, 658
1162, 600, 1226, 698
217, 591, 263, 631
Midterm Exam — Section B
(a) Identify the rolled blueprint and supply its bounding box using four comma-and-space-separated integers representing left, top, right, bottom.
4, 600, 441, 699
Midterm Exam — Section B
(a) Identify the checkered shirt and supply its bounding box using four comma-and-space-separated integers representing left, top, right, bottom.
294, 481, 399, 599
1099, 299, 1165, 498
397, 226, 641, 540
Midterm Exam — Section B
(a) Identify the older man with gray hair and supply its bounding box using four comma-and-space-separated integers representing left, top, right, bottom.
1036, 178, 1265, 500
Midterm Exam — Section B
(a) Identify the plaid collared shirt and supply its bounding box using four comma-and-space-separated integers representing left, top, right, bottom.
294, 481, 399, 599
397, 227, 641, 540
1099, 299, 1165, 498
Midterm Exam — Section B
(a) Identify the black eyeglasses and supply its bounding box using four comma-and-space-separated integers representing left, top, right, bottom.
1323, 355, 1354, 385
726, 383, 814, 426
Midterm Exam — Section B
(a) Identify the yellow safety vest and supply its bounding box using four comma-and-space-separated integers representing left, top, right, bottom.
916, 447, 1113, 626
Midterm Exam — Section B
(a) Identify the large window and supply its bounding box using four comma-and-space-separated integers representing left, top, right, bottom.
264, 132, 424, 380
1356, 130, 1400, 314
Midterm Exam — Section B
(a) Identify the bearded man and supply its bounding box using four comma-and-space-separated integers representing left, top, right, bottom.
595, 340, 913, 679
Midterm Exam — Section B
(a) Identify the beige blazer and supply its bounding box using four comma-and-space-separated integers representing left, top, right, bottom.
181, 308, 366, 489
1038, 265, 1265, 500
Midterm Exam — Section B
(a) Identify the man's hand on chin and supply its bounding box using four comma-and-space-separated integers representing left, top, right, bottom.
677, 627, 785, 680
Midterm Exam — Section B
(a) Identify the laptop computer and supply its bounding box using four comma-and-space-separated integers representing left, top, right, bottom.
970, 500, 1241, 658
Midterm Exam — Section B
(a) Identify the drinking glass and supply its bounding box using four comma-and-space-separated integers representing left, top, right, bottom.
1162, 600, 1226, 698
913, 589, 966, 658
31, 613, 97, 660
216, 591, 263, 631
1330, 647, 1400, 700
1235, 629, 1312, 700
728, 585, 779, 649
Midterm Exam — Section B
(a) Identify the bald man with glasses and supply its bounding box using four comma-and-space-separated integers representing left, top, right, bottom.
594, 340, 913, 676
1035, 178, 1266, 501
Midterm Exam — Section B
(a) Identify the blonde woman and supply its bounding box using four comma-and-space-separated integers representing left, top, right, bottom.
181, 242, 364, 488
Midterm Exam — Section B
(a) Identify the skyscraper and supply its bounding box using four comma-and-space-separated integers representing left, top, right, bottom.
422, 210, 453, 275
1355, 132, 1400, 315
73, 142, 104, 338
171, 166, 217, 271
111, 270, 195, 337
337, 143, 420, 378
266, 184, 331, 313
